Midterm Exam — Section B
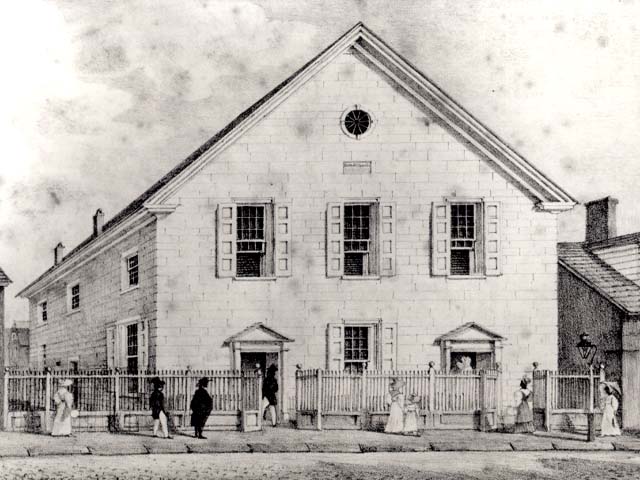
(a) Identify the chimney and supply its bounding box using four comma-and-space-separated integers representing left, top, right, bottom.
585, 196, 618, 243
93, 208, 104, 236
54, 242, 65, 265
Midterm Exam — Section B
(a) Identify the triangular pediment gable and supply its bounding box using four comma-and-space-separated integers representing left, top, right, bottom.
223, 322, 294, 345
434, 322, 505, 344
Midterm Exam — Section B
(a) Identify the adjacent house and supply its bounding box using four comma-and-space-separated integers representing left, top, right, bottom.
17, 23, 576, 422
0, 266, 12, 429
558, 196, 640, 430
4, 321, 30, 369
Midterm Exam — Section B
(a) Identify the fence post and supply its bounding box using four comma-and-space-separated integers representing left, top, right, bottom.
44, 367, 51, 434
184, 366, 191, 429
316, 369, 322, 431
2, 367, 9, 431
360, 368, 368, 429
114, 368, 120, 432
257, 368, 263, 430
496, 362, 503, 428
428, 362, 436, 413
544, 370, 552, 432
479, 370, 487, 432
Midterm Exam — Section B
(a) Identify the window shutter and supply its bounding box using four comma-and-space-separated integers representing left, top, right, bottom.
326, 323, 345, 370
138, 319, 149, 371
217, 203, 237, 278
106, 326, 116, 369
275, 203, 292, 277
379, 323, 397, 370
431, 202, 450, 276
484, 201, 501, 276
326, 202, 344, 277
379, 202, 396, 276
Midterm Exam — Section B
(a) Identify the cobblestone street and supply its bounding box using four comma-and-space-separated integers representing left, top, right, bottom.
1, 451, 640, 480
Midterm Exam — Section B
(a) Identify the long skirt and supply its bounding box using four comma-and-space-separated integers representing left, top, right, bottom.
514, 401, 535, 433
600, 404, 621, 436
51, 407, 72, 436
385, 401, 404, 433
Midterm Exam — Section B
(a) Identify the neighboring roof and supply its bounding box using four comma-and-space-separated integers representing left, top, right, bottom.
223, 322, 294, 345
18, 22, 576, 298
0, 266, 11, 287
558, 242, 640, 314
434, 322, 506, 343
586, 232, 640, 250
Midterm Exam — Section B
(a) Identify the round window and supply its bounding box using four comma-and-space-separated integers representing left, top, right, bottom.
341, 107, 374, 139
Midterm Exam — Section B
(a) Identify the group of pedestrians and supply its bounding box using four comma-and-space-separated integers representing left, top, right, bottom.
383, 378, 420, 436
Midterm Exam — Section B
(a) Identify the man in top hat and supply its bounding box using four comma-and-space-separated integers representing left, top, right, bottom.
150, 377, 171, 438
262, 364, 279, 427
190, 377, 213, 439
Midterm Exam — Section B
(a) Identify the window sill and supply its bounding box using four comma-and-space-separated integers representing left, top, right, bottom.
340, 275, 381, 281
232, 277, 277, 282
447, 275, 487, 280
66, 309, 82, 316
120, 284, 140, 295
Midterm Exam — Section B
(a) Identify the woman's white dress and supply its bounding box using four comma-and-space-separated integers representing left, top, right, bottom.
600, 394, 621, 436
385, 392, 405, 433
51, 388, 73, 436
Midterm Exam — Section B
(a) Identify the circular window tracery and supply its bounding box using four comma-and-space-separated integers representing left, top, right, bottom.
341, 106, 375, 139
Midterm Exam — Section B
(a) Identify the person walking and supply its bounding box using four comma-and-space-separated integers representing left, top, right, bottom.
150, 377, 171, 438
51, 379, 74, 437
190, 377, 213, 439
384, 378, 405, 434
513, 377, 535, 434
262, 364, 279, 427
599, 382, 621, 437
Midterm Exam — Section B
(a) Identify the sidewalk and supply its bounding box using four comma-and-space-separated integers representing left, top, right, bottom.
1, 427, 639, 458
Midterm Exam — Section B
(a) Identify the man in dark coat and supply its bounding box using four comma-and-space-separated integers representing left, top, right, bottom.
150, 377, 171, 438
262, 364, 278, 427
190, 377, 213, 439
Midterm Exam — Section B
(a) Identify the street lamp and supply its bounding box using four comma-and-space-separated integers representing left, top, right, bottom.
576, 332, 597, 366
576, 332, 597, 442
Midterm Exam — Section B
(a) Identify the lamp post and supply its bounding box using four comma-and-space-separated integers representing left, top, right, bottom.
576, 332, 597, 442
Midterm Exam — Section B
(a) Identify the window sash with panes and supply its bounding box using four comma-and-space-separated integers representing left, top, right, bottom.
236, 205, 270, 277
126, 323, 139, 392
41, 302, 47, 323
344, 204, 376, 276
71, 284, 80, 310
450, 203, 482, 275
344, 326, 370, 373
127, 254, 139, 286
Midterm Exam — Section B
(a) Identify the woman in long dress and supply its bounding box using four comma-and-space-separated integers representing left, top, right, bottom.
51, 379, 74, 437
600, 383, 621, 436
513, 378, 535, 434
385, 378, 405, 434
403, 394, 420, 436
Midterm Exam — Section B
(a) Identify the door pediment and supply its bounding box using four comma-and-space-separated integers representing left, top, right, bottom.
223, 322, 294, 346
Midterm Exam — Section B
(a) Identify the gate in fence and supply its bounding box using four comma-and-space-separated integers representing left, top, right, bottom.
2, 368, 263, 433
532, 364, 608, 433
295, 367, 501, 431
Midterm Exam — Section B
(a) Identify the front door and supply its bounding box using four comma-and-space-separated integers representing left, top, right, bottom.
240, 351, 281, 423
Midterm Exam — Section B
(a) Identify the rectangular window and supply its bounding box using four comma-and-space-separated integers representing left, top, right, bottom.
127, 254, 139, 286
450, 203, 478, 276
344, 326, 369, 373
236, 205, 268, 277
40, 301, 48, 323
126, 323, 139, 392
431, 201, 500, 277
41, 344, 47, 368
71, 284, 80, 310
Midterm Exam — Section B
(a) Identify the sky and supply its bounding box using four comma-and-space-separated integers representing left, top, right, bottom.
1, 0, 639, 325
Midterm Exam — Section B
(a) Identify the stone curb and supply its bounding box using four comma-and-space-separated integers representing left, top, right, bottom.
186, 442, 252, 454
248, 442, 310, 453
0, 447, 30, 458
86, 444, 150, 456
306, 442, 362, 453
612, 442, 640, 452
27, 445, 91, 457
551, 441, 614, 451
431, 441, 513, 452
510, 441, 554, 451
359, 443, 432, 453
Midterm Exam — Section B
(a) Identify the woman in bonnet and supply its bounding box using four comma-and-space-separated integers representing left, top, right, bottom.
51, 379, 74, 437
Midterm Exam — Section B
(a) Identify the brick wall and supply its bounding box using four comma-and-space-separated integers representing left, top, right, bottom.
155, 51, 560, 413
28, 222, 158, 369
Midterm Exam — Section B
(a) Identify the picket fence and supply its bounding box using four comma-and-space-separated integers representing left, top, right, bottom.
2, 369, 262, 433
295, 368, 500, 430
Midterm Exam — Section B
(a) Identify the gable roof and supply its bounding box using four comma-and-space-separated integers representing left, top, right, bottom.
558, 242, 640, 315
223, 322, 294, 345
0, 266, 11, 287
434, 322, 506, 343
18, 22, 575, 298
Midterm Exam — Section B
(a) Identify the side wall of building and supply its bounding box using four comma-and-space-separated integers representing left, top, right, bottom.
557, 265, 623, 381
27, 221, 158, 369
154, 51, 560, 412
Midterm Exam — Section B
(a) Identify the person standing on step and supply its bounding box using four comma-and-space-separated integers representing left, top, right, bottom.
190, 377, 213, 439
150, 377, 171, 438
262, 364, 279, 427
513, 377, 535, 434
